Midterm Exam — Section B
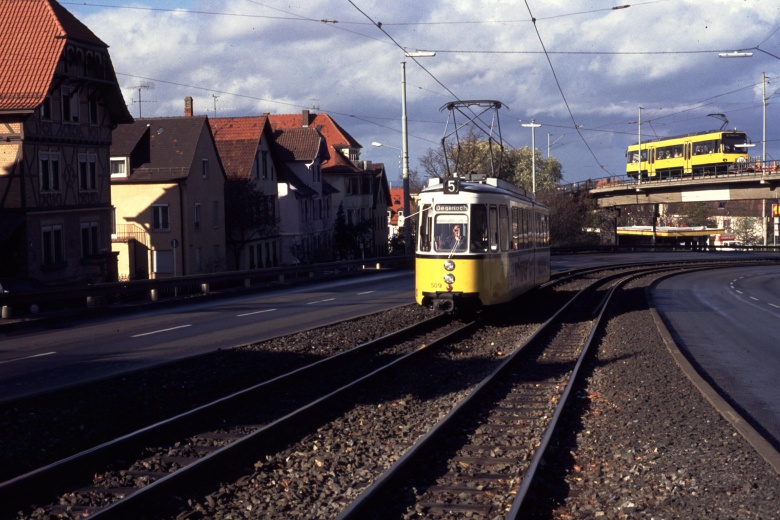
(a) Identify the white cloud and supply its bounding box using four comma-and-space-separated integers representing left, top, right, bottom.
69, 0, 780, 183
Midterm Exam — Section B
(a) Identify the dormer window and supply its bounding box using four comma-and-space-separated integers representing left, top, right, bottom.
110, 157, 128, 178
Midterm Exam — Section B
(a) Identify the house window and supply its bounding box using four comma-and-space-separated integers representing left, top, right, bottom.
81, 221, 99, 258
40, 95, 52, 121
61, 87, 79, 123
202, 159, 209, 179
39, 152, 60, 191
42, 224, 64, 265
88, 90, 99, 124
110, 158, 127, 178
152, 204, 170, 231
212, 201, 219, 229
79, 154, 97, 191
194, 203, 201, 231
348, 177, 360, 195
261, 151, 268, 180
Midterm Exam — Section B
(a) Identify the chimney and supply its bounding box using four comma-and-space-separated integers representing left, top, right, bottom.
184, 96, 193, 117
302, 109, 309, 128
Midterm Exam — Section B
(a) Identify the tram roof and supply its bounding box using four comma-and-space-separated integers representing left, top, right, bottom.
424, 176, 534, 199
627, 129, 748, 147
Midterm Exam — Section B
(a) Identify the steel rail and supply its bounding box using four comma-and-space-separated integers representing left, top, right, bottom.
338, 261, 771, 519
0, 312, 455, 518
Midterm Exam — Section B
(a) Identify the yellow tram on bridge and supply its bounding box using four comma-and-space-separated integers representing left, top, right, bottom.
626, 130, 751, 180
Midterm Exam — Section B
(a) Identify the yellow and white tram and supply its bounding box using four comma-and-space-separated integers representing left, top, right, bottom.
626, 130, 751, 180
415, 175, 550, 311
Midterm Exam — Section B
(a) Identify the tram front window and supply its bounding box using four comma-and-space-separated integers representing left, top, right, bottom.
434, 216, 468, 252
470, 204, 489, 253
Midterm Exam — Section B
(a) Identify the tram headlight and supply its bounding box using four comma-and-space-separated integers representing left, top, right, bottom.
444, 273, 455, 284
443, 259, 455, 271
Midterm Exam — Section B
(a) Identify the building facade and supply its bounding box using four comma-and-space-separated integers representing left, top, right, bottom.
0, 0, 133, 284
110, 112, 226, 279
209, 115, 281, 270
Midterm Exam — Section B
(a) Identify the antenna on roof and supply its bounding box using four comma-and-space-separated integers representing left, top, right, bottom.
129, 82, 155, 117
212, 94, 219, 119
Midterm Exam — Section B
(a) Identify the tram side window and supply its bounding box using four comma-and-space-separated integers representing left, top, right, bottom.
627, 150, 648, 163
542, 214, 550, 246
656, 145, 683, 160
520, 208, 529, 249
511, 207, 519, 250
470, 204, 488, 253
418, 204, 432, 252
499, 205, 509, 251
489, 205, 499, 252
693, 140, 717, 155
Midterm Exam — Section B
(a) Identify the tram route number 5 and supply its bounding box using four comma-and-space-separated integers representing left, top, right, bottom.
444, 178, 460, 194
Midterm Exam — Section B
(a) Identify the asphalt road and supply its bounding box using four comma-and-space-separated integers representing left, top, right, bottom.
3, 250, 778, 447
0, 271, 412, 402
652, 266, 780, 445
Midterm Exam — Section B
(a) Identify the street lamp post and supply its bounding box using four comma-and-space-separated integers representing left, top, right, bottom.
400, 51, 435, 255
719, 52, 775, 246
521, 120, 541, 195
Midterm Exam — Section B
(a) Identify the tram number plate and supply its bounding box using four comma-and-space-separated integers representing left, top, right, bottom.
430, 282, 443, 290
443, 178, 460, 194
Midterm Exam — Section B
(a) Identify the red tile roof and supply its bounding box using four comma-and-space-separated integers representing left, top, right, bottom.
0, 0, 107, 111
273, 127, 322, 162
269, 112, 363, 172
209, 116, 270, 179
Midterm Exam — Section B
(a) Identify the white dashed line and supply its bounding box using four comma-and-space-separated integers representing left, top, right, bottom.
237, 309, 277, 317
307, 298, 336, 305
132, 324, 192, 338
357, 291, 375, 295
0, 351, 56, 365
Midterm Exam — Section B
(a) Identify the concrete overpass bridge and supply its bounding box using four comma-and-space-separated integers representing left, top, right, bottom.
572, 170, 780, 208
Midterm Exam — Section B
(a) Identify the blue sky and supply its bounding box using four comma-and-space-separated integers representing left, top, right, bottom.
64, 0, 780, 186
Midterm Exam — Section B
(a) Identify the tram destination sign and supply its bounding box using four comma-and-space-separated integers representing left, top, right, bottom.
435, 204, 468, 212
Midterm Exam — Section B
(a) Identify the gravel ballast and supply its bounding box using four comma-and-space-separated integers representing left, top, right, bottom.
3, 273, 780, 519
525, 279, 780, 519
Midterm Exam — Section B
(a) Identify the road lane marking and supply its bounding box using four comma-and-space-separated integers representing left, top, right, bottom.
307, 298, 335, 305
357, 291, 375, 295
131, 324, 192, 338
770, 303, 780, 309
735, 290, 743, 294
750, 296, 759, 301
0, 351, 56, 365
237, 309, 277, 317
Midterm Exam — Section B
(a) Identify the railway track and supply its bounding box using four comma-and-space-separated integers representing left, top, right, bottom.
337, 260, 775, 519
1, 312, 464, 518
3, 258, 777, 518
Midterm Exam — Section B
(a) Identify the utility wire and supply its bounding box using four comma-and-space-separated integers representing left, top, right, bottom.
522, 1, 612, 175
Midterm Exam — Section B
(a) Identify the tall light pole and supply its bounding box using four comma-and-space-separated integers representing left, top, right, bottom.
401, 51, 435, 255
521, 120, 541, 195
719, 52, 775, 245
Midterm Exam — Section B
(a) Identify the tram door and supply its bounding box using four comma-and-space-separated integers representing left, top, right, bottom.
683, 141, 692, 175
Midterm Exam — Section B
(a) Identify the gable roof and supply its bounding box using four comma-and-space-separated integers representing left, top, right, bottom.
208, 115, 272, 179
111, 116, 217, 182
269, 111, 363, 172
0, 0, 130, 121
272, 127, 322, 162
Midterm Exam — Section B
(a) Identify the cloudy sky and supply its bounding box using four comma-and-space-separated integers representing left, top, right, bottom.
64, 0, 780, 186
